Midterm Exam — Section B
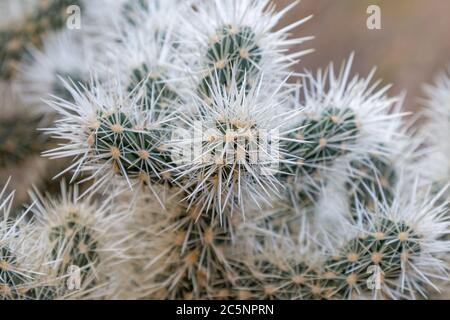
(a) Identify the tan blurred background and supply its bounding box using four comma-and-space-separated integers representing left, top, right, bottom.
276, 0, 450, 112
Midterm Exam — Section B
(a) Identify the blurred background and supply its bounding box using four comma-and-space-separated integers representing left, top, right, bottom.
276, 0, 450, 112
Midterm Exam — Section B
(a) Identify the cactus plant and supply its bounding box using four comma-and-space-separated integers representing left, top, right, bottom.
0, 0, 449, 301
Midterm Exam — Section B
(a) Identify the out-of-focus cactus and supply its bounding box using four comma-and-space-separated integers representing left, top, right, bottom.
0, 0, 83, 79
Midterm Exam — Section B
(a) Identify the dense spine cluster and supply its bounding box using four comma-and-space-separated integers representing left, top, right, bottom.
198, 24, 262, 100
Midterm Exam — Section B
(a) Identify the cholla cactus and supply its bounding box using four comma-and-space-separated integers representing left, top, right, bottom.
418, 67, 450, 190
16, 30, 96, 108
0, 178, 43, 299
24, 181, 127, 299
121, 189, 239, 299
170, 73, 302, 217
97, 0, 185, 113
282, 56, 403, 199
327, 180, 449, 299
1, 0, 449, 300
43, 78, 175, 200
179, 0, 313, 100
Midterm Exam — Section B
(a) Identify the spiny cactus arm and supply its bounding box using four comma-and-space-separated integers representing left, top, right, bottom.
322, 180, 450, 300
178, 0, 313, 99
346, 153, 397, 213
279, 56, 404, 216
121, 191, 241, 300
98, 0, 185, 115
417, 66, 450, 191
223, 228, 339, 300
169, 72, 304, 218
0, 179, 43, 300
225, 174, 450, 300
227, 217, 446, 300
43, 77, 176, 200
281, 107, 359, 179
16, 30, 97, 108
346, 122, 423, 216
23, 180, 128, 299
